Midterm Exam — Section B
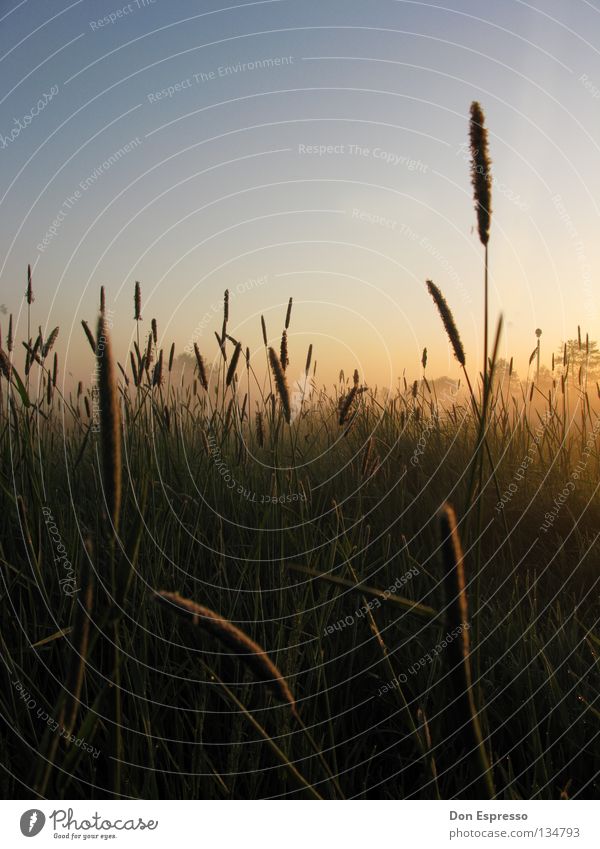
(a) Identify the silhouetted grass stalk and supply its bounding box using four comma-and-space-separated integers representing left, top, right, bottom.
439, 503, 495, 799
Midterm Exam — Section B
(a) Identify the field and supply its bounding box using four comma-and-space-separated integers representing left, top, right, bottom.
0, 274, 599, 801
1, 100, 599, 802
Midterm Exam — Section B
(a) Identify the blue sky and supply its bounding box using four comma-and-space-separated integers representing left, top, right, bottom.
1, 0, 600, 386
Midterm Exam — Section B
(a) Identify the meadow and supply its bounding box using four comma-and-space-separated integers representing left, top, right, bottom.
0, 103, 598, 800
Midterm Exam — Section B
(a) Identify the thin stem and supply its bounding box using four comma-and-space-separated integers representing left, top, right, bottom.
483, 243, 489, 398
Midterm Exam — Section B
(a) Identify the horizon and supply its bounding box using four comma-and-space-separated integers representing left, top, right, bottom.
1, 0, 600, 389
11, 277, 600, 393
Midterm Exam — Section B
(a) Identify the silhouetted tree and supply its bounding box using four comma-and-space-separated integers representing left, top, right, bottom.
556, 339, 600, 384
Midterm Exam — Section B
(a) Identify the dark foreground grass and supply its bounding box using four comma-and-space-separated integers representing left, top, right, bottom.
0, 309, 598, 799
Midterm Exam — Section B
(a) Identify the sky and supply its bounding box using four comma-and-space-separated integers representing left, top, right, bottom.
1, 0, 600, 389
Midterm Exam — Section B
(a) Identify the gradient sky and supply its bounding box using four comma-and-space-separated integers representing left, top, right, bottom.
1, 0, 600, 388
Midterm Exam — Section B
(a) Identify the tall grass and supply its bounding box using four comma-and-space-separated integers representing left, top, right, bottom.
1, 286, 597, 799
0, 102, 598, 801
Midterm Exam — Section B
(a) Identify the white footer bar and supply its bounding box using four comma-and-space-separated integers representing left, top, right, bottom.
1, 800, 597, 848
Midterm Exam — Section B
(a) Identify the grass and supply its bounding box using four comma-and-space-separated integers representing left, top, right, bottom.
0, 100, 598, 800
0, 291, 598, 800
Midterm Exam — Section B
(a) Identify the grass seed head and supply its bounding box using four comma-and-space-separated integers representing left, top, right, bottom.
280, 330, 289, 372
223, 289, 229, 324
426, 280, 466, 367
226, 341, 242, 387
194, 343, 209, 390
145, 332, 153, 368
261, 315, 268, 347
155, 590, 296, 712
42, 327, 59, 359
268, 347, 291, 423
134, 281, 142, 321
469, 101, 492, 246
339, 385, 358, 425
81, 320, 96, 354
0, 348, 11, 380
97, 314, 122, 531
26, 264, 34, 304
153, 349, 163, 387
255, 410, 264, 447
129, 351, 139, 387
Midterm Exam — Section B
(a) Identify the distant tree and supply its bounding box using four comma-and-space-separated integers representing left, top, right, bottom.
172, 351, 214, 386
556, 339, 600, 384
536, 365, 553, 391
175, 352, 195, 370
493, 357, 520, 395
